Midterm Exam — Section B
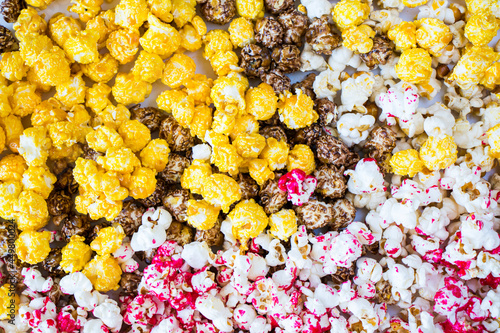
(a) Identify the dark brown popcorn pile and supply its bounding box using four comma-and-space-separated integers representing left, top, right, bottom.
360, 34, 395, 69
130, 104, 164, 132
160, 115, 195, 152
278, 10, 309, 47
0, 25, 17, 52
260, 69, 291, 94
264, 0, 294, 15
195, 218, 224, 247
54, 213, 91, 241
237, 173, 259, 200
259, 177, 287, 215
305, 15, 342, 55
159, 153, 190, 184
255, 16, 284, 49
271, 44, 301, 73
162, 188, 189, 222
314, 164, 347, 199
0, 0, 26, 23
200, 0, 236, 25
240, 44, 271, 78
42, 248, 64, 277
291, 73, 316, 100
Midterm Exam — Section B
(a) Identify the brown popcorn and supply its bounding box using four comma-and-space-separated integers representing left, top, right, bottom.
255, 17, 284, 49
259, 177, 287, 215
293, 123, 322, 146
130, 105, 163, 132
159, 115, 195, 152
55, 213, 91, 241
139, 177, 168, 208
332, 198, 356, 230
363, 241, 379, 255
271, 44, 301, 73
135, 248, 156, 265
374, 279, 396, 305
316, 135, 351, 166
331, 264, 355, 284
158, 153, 190, 184
260, 125, 288, 143
0, 25, 17, 52
47, 281, 64, 306
365, 127, 397, 160
314, 164, 347, 199
47, 190, 72, 216
81, 143, 104, 162
316, 98, 338, 127
264, 0, 293, 14
278, 10, 309, 46
291, 73, 316, 101
0, 0, 26, 23
54, 167, 79, 194
360, 35, 394, 69
120, 271, 143, 295
240, 44, 271, 78
195, 218, 224, 247
165, 221, 194, 246
260, 69, 291, 94
201, 0, 236, 25
162, 188, 190, 222
294, 199, 335, 230
113, 200, 146, 237
237, 173, 259, 200
305, 15, 342, 55
42, 248, 64, 278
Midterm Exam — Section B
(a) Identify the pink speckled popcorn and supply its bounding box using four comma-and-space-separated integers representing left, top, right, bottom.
278, 169, 317, 206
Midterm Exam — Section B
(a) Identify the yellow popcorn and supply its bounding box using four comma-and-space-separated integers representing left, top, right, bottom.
96, 104, 131, 130
415, 18, 452, 56
132, 51, 164, 83
487, 124, 500, 158
106, 28, 140, 65
22, 166, 56, 199
209, 51, 239, 77
140, 14, 181, 59
112, 72, 152, 106
0, 154, 27, 182
47, 121, 78, 149
25, 0, 53, 9
449, 46, 500, 90
191, 15, 207, 36
480, 63, 500, 90
86, 83, 112, 113
419, 135, 458, 171
395, 48, 433, 84
245, 83, 278, 121
1, 115, 23, 153
233, 133, 267, 159
118, 120, 151, 152
15, 230, 51, 264
202, 173, 241, 213
333, 0, 370, 31
0, 284, 19, 320
228, 199, 268, 247
388, 21, 417, 51
19, 34, 52, 67
171, 0, 196, 27
248, 158, 274, 186
172, 97, 196, 128
389, 149, 425, 177
81, 53, 120, 83
127, 167, 157, 199
203, 29, 233, 61
342, 24, 375, 54
90, 224, 125, 256
229, 17, 255, 48
180, 23, 204, 52
63, 30, 100, 64
181, 159, 212, 195
61, 235, 92, 273
148, 0, 173, 23
278, 90, 318, 130
464, 14, 499, 47
83, 254, 122, 292
0, 52, 28, 82
162, 53, 196, 88
115, 0, 148, 29
236, 0, 264, 20
212, 108, 237, 135
18, 127, 51, 167
0, 85, 13, 118
156, 90, 187, 113
260, 137, 289, 171
73, 157, 98, 184
31, 99, 66, 127
48, 13, 82, 47
9, 81, 41, 118
183, 74, 213, 105
87, 126, 124, 153
26, 67, 51, 93
140, 139, 170, 172
54, 73, 87, 108
0, 181, 22, 220
211, 73, 248, 113
287, 144, 315, 175
229, 114, 259, 141
402, 0, 428, 7
97, 147, 141, 173
186, 199, 220, 230
15, 190, 49, 231
189, 104, 213, 140
269, 209, 297, 241
49, 144, 83, 162
211, 143, 243, 176
86, 10, 118, 47
69, 0, 103, 22
75, 188, 123, 221
13, 7, 47, 40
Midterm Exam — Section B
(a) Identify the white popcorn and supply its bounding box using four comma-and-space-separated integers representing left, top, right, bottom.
328, 47, 369, 72
22, 268, 53, 293
151, 317, 183, 333
482, 289, 500, 319
378, 0, 404, 11
337, 113, 375, 147
93, 299, 122, 332
464, 145, 495, 172
130, 207, 172, 252
339, 73, 375, 113
345, 159, 386, 195
312, 69, 341, 101
300, 0, 333, 19
432, 46, 460, 65
382, 225, 405, 257
233, 304, 257, 330
480, 103, 500, 131
378, 56, 399, 80
347, 298, 380, 333
192, 268, 216, 294
249, 316, 272, 333
417, 0, 457, 24
300, 43, 328, 72
192, 144, 212, 161
460, 214, 500, 252
417, 206, 450, 240
476, 252, 500, 280
75, 290, 108, 311
265, 239, 288, 267
384, 259, 415, 306
314, 283, 339, 309
329, 316, 349, 333
195, 294, 233, 332
247, 253, 269, 281
423, 108, 455, 138
60, 272, 93, 295
83, 319, 108, 333
452, 118, 484, 149
221, 219, 237, 245
369, 9, 403, 34
356, 258, 383, 283
113, 242, 138, 273
181, 241, 213, 269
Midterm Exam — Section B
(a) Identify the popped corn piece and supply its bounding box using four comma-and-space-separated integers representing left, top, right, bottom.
83, 254, 122, 292
97, 104, 131, 130
211, 142, 243, 176
0, 115, 24, 153
26, 67, 52, 93
112, 72, 152, 106
0, 84, 12, 118
106, 28, 140, 65
333, 0, 370, 31
448, 45, 499, 90
395, 48, 433, 84
202, 173, 241, 213
186, 199, 220, 230
465, 14, 499, 47
210, 74, 247, 112
486, 123, 500, 158
389, 149, 425, 177
97, 147, 141, 173
402, 0, 429, 8
190, 104, 213, 140
75, 192, 123, 221
9, 81, 41, 117
248, 158, 274, 186
48, 13, 82, 47
13, 7, 47, 40
235, 0, 264, 20
342, 25, 375, 54
0, 284, 19, 320
140, 13, 181, 59
229, 114, 259, 141
0, 154, 26, 181
212, 108, 237, 135
191, 15, 208, 36
0, 181, 22, 219
184, 74, 213, 105
171, 96, 196, 128
287, 144, 315, 175
269, 209, 297, 241
18, 127, 51, 167
181, 159, 212, 195
118, 120, 151, 152
162, 53, 196, 89
140, 139, 170, 172
233, 133, 267, 159
480, 62, 500, 90
0, 52, 28, 82
228, 199, 268, 246
465, 0, 495, 14
419, 134, 457, 170
15, 190, 49, 231
171, 0, 196, 28
229, 17, 255, 48
278, 91, 318, 129
415, 18, 452, 56
86, 10, 118, 46
31, 99, 66, 127
246, 83, 278, 121
49, 144, 83, 162
156, 89, 187, 113
15, 230, 51, 264
18, 34, 53, 68
115, 0, 148, 29
388, 21, 417, 51
260, 137, 289, 171
132, 51, 164, 83
91, 224, 126, 256
179, 23, 203, 52
203, 29, 233, 61
61, 235, 92, 273
0, 128, 5, 153
86, 83, 112, 113
86, 126, 124, 153
127, 167, 157, 199
69, 0, 103, 22
22, 166, 56, 199
81, 53, 120, 83
54, 73, 87, 109
63, 30, 100, 64
147, 0, 173, 22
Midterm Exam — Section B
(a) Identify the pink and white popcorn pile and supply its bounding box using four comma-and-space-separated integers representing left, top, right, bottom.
278, 169, 317, 206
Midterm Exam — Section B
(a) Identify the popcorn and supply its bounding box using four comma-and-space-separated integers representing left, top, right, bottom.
235, 0, 264, 20
90, 224, 126, 256
342, 25, 375, 54
15, 230, 51, 264
300, 43, 328, 72
202, 173, 241, 213
419, 134, 457, 171
93, 299, 122, 332
211, 142, 243, 176
83, 254, 122, 292
181, 159, 212, 195
433, 277, 469, 319
345, 159, 386, 195
186, 199, 220, 230
389, 149, 425, 177
278, 90, 318, 130
130, 208, 172, 252
287, 144, 315, 175
337, 113, 375, 147
181, 241, 213, 270
248, 159, 274, 186
395, 48, 433, 84
332, 0, 370, 31
278, 169, 317, 206
464, 13, 499, 47
112, 72, 152, 106
115, 0, 148, 29
132, 51, 165, 84
229, 17, 255, 48
227, 199, 269, 246
195, 294, 233, 332
415, 18, 452, 56
61, 235, 92, 273
22, 267, 53, 293
140, 14, 181, 59
162, 54, 196, 89
417, 0, 457, 24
